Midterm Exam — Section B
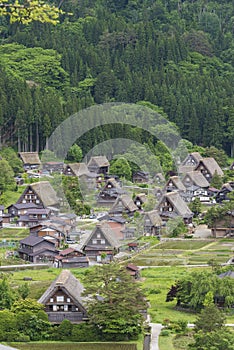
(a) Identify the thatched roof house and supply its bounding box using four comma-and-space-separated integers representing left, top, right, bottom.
195, 157, 224, 182
79, 222, 121, 261
144, 210, 162, 235
17, 181, 59, 208
63, 163, 90, 177
109, 194, 138, 216
157, 191, 193, 223
38, 269, 88, 323
182, 171, 210, 188
87, 156, 110, 175
19, 152, 41, 169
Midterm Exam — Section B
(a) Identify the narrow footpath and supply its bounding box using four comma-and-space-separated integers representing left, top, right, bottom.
149, 323, 163, 350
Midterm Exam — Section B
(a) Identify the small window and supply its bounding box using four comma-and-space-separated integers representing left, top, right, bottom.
67, 298, 70, 302
57, 296, 64, 302
64, 305, 68, 311
53, 305, 57, 311
101, 239, 105, 244
92, 239, 97, 244
97, 233, 101, 238
50, 298, 53, 302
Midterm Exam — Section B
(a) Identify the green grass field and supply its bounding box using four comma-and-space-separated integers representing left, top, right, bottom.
0, 227, 29, 241
140, 266, 234, 324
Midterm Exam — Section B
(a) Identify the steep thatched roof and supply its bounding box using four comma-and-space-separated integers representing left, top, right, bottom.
80, 222, 121, 249
178, 165, 196, 175
182, 171, 210, 188
88, 156, 110, 168
19, 152, 41, 165
165, 176, 186, 191
65, 163, 89, 176
135, 193, 147, 204
105, 177, 121, 189
109, 194, 138, 214
38, 269, 86, 311
196, 158, 224, 176
182, 152, 203, 165
157, 191, 193, 218
154, 172, 165, 182
30, 181, 59, 207
144, 210, 162, 227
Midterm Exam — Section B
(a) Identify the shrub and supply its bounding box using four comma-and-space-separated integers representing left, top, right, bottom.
148, 288, 161, 295
71, 323, 101, 342
161, 329, 170, 336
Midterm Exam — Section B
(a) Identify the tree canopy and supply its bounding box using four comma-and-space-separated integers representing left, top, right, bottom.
83, 263, 147, 340
0, 0, 63, 24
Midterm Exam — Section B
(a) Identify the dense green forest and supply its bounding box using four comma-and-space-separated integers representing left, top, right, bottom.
0, 0, 233, 156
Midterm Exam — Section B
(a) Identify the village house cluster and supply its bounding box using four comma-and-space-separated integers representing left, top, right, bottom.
0, 151, 233, 267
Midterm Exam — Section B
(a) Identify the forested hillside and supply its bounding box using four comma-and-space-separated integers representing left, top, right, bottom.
0, 0, 233, 156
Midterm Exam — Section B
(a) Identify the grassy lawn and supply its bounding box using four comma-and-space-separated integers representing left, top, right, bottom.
140, 267, 199, 323
159, 333, 194, 350
159, 333, 175, 350
0, 227, 29, 240
2, 187, 26, 207
9, 343, 137, 350
9, 267, 90, 299
140, 266, 234, 324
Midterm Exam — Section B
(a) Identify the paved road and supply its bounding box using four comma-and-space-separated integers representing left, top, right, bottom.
149, 323, 163, 350
0, 345, 18, 350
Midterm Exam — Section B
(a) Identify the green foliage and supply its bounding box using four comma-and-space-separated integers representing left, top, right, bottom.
0, 158, 16, 193
168, 269, 234, 311
0, 0, 234, 160
110, 157, 132, 181
0, 44, 69, 88
191, 304, 231, 350
16, 311, 51, 340
189, 198, 201, 217
204, 146, 228, 168
11, 298, 45, 313
71, 323, 101, 342
0, 147, 23, 174
66, 144, 83, 162
166, 217, 187, 237
190, 329, 234, 350
55, 319, 73, 340
83, 263, 146, 340
17, 282, 30, 299
210, 170, 223, 189
0, 0, 64, 24
204, 201, 234, 227
0, 276, 17, 309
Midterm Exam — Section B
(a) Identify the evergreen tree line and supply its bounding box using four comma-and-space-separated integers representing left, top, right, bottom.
0, 0, 234, 155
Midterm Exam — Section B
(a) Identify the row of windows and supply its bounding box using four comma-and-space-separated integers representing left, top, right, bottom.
92, 239, 105, 244
50, 296, 70, 302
